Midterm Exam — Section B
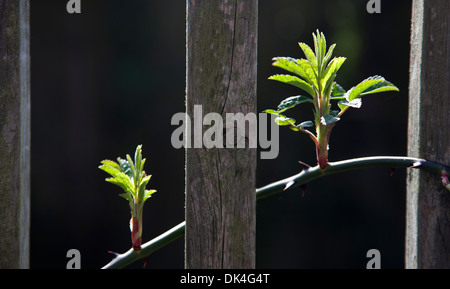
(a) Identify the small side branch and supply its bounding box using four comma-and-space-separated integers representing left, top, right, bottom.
101, 156, 449, 269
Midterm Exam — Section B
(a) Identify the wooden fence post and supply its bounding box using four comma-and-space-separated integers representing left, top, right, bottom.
0, 0, 30, 269
185, 0, 257, 268
406, 0, 450, 268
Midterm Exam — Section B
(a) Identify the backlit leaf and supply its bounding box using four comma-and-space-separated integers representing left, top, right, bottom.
262, 109, 281, 116
143, 190, 157, 202
100, 160, 120, 170
345, 76, 386, 101
277, 95, 313, 112
359, 80, 399, 96
119, 193, 133, 202
99, 145, 156, 205
126, 154, 136, 181
105, 174, 134, 195
99, 162, 122, 178
272, 57, 303, 77
269, 74, 315, 97
275, 116, 296, 126
298, 120, 314, 128
298, 42, 317, 70
338, 98, 362, 110
321, 57, 346, 93
295, 59, 319, 88
320, 114, 340, 126
117, 157, 133, 179
322, 44, 336, 71
331, 82, 346, 98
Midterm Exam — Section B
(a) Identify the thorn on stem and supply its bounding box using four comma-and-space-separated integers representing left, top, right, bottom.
410, 161, 422, 168
300, 184, 307, 197
143, 256, 149, 268
390, 168, 395, 176
298, 161, 312, 170
284, 180, 295, 191
107, 251, 120, 257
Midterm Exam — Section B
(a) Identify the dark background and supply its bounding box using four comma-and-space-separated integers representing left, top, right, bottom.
30, 0, 411, 268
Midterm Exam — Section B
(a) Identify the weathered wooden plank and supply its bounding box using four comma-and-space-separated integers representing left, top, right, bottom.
0, 0, 30, 269
406, 0, 450, 268
185, 0, 257, 268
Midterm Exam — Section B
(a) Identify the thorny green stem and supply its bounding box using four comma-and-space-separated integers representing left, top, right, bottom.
102, 156, 450, 269
102, 222, 186, 269
255, 156, 449, 200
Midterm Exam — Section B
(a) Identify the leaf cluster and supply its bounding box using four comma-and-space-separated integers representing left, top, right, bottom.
99, 145, 156, 213
263, 30, 399, 167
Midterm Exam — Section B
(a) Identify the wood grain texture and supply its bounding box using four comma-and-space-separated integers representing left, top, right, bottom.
185, 0, 257, 268
0, 0, 30, 269
407, 0, 450, 268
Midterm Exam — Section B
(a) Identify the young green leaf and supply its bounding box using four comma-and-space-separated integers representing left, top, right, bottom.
277, 95, 313, 112
125, 154, 136, 181
119, 193, 133, 202
99, 162, 122, 177
267, 31, 399, 170
100, 160, 121, 170
137, 175, 152, 203
262, 109, 281, 116
320, 114, 340, 126
275, 116, 296, 126
359, 80, 399, 96
345, 76, 398, 101
298, 120, 314, 128
269, 74, 315, 97
117, 158, 133, 179
99, 163, 135, 194
298, 42, 317, 70
323, 73, 337, 100
313, 30, 328, 76
272, 57, 318, 89
329, 110, 340, 117
272, 57, 303, 77
143, 190, 157, 202
99, 145, 157, 253
338, 98, 362, 111
322, 44, 336, 71
321, 57, 346, 94
331, 82, 346, 98
312, 32, 322, 71
295, 59, 319, 88
134, 145, 143, 174
104, 174, 135, 195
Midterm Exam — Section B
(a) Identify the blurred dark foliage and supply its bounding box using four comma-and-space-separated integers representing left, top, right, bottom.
30, 0, 411, 268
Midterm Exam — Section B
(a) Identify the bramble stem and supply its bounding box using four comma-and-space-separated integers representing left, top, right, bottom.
102, 156, 450, 269
102, 221, 185, 269
255, 156, 449, 200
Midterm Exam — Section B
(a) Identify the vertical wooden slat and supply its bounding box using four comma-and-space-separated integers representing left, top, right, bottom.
185, 0, 257, 268
406, 0, 450, 268
0, 0, 30, 269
